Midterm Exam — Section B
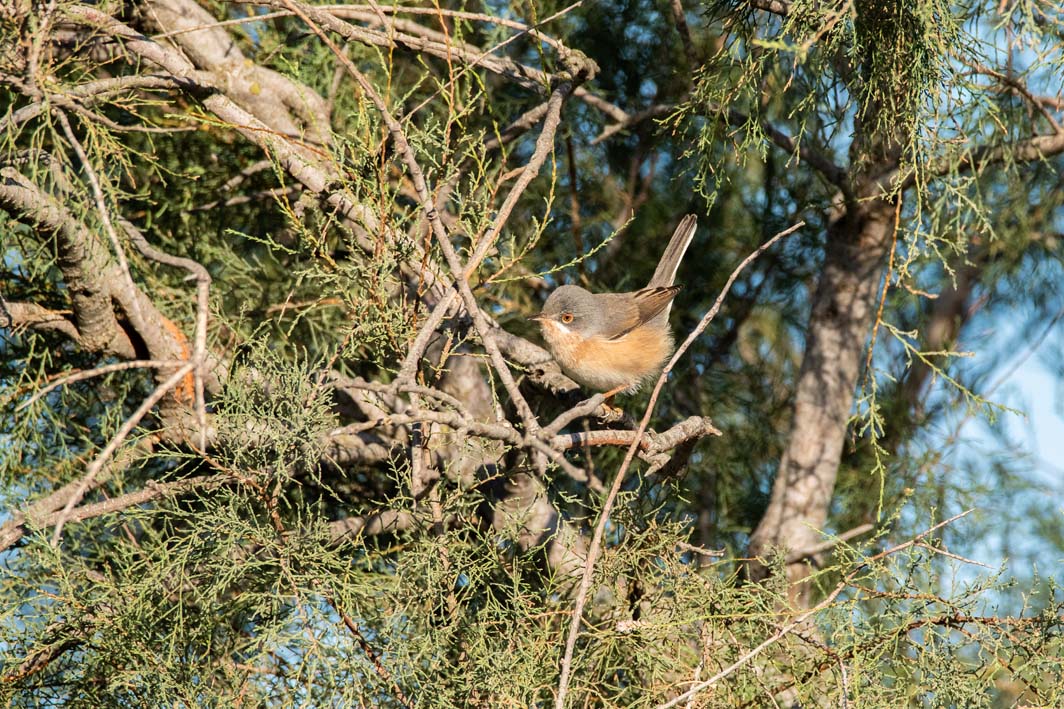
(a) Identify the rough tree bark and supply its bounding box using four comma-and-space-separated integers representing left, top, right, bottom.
743, 0, 1064, 605
747, 0, 913, 604
747, 199, 896, 604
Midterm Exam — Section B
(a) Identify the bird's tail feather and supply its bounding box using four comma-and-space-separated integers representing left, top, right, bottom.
649, 214, 697, 289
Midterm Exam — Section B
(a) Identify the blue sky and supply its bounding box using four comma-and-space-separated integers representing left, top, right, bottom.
950, 314, 1064, 602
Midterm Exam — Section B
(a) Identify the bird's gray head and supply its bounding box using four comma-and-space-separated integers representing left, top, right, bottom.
529, 284, 605, 337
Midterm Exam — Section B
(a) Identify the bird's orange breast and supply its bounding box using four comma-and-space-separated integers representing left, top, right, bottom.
540, 321, 673, 393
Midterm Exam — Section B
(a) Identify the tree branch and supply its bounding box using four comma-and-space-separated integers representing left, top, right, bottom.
0, 301, 80, 340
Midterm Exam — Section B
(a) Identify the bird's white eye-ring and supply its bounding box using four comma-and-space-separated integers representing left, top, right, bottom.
561, 313, 574, 324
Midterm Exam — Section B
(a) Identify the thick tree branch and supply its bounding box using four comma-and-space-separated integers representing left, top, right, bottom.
0, 164, 209, 395
0, 301, 81, 340
885, 128, 1064, 195
0, 167, 135, 357
748, 0, 790, 17
142, 0, 331, 145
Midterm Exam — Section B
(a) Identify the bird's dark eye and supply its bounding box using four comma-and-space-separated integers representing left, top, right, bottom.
561, 313, 574, 324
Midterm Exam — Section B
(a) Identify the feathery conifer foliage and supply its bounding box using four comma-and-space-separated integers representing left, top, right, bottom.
2, 0, 1063, 705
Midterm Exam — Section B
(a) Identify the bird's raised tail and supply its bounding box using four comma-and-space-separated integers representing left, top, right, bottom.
648, 214, 698, 290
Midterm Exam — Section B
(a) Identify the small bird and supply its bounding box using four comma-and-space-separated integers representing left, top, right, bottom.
529, 215, 697, 396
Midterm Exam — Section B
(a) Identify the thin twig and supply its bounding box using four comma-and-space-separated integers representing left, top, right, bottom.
54, 110, 145, 328
913, 541, 993, 569
35, 474, 234, 528
784, 523, 876, 564
17, 359, 185, 411
862, 195, 903, 380
675, 541, 726, 557
399, 85, 571, 383
331, 379, 720, 494
50, 362, 195, 546
962, 59, 1062, 133
591, 102, 677, 145
397, 288, 460, 380
322, 591, 415, 708
393, 0, 588, 122
555, 221, 804, 707
655, 509, 975, 709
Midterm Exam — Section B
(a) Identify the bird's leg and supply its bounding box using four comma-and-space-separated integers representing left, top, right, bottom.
598, 384, 630, 423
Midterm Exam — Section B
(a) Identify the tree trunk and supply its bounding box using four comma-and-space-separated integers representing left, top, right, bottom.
747, 197, 896, 605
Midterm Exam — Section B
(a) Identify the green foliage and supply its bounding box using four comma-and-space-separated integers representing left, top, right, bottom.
2, 0, 1064, 705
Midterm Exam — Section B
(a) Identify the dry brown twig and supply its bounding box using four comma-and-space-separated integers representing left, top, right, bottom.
53, 110, 146, 328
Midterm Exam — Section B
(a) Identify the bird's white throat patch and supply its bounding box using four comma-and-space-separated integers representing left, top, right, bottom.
549, 320, 573, 335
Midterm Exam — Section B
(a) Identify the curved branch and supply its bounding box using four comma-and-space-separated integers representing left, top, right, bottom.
1, 166, 134, 356
885, 128, 1064, 196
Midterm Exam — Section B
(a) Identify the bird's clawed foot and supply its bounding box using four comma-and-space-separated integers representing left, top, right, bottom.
597, 385, 633, 423
597, 397, 626, 423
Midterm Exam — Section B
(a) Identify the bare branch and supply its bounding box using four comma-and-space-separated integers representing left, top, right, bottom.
320, 590, 415, 709
747, 0, 791, 17
50, 362, 195, 545
143, 0, 331, 145
242, 0, 568, 93
591, 102, 678, 145
961, 59, 1062, 132
327, 509, 419, 542
552, 415, 721, 452
668, 0, 697, 68
723, 107, 848, 187
3, 74, 190, 130
0, 301, 80, 340
784, 523, 876, 564
54, 109, 146, 340
0, 163, 210, 401
16, 359, 186, 411
35, 474, 235, 529
0, 440, 155, 553
887, 128, 1064, 195
64, 6, 389, 260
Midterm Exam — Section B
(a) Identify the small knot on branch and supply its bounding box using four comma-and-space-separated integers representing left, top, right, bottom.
558, 47, 598, 82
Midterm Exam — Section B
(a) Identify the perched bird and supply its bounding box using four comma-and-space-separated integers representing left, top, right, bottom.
529, 215, 697, 396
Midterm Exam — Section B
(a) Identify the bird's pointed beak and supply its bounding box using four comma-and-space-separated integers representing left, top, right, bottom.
527, 313, 546, 322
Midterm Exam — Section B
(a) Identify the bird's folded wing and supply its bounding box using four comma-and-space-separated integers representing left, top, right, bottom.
604, 286, 681, 341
